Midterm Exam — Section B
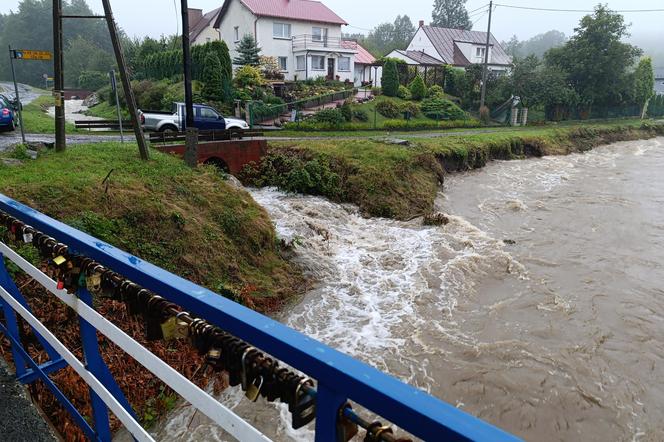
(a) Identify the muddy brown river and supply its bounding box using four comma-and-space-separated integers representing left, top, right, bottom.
154, 137, 664, 441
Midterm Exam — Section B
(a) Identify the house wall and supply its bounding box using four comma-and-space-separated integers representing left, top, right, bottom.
406, 28, 441, 61
192, 25, 220, 46
455, 41, 493, 65
217, 0, 257, 60
257, 19, 354, 81
354, 64, 381, 87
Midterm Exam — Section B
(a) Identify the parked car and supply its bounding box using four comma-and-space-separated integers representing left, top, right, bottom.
139, 102, 249, 133
0, 94, 17, 132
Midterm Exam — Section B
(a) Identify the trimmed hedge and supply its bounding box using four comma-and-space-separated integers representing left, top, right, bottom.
376, 99, 401, 118
383, 119, 481, 131
421, 97, 467, 120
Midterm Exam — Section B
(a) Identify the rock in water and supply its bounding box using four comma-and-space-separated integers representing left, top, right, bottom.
423, 212, 450, 226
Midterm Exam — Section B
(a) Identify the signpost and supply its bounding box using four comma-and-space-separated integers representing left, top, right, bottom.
109, 70, 124, 143
9, 47, 53, 144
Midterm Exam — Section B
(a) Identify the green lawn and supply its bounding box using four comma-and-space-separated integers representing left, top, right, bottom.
84, 100, 130, 119
19, 94, 78, 134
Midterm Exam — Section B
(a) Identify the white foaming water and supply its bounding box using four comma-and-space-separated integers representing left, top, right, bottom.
153, 137, 664, 442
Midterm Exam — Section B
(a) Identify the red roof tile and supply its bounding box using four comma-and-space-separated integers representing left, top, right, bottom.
352, 42, 376, 65
222, 0, 347, 26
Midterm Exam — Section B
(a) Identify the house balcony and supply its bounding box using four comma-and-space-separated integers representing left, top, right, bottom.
292, 35, 357, 53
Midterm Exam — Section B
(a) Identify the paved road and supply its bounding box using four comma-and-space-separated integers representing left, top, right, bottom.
0, 358, 57, 441
0, 82, 41, 106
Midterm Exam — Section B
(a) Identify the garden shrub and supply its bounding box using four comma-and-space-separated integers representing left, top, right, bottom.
234, 65, 265, 88
340, 101, 353, 122
313, 108, 345, 127
400, 102, 420, 117
371, 87, 382, 96
421, 97, 467, 120
376, 98, 401, 118
428, 85, 444, 98
353, 109, 369, 122
397, 85, 412, 100
409, 74, 427, 101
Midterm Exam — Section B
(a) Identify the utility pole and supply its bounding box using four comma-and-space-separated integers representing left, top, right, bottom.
181, 0, 199, 168
100, 0, 149, 160
479, 0, 493, 111
52, 0, 66, 152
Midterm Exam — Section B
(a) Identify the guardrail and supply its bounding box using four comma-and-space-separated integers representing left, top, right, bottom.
148, 128, 264, 144
249, 88, 357, 126
74, 119, 134, 130
0, 194, 521, 442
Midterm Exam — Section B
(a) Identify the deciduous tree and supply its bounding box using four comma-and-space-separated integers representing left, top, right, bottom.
431, 0, 472, 30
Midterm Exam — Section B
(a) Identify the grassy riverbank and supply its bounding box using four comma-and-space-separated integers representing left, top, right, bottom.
20, 94, 78, 134
0, 142, 302, 308
243, 119, 664, 219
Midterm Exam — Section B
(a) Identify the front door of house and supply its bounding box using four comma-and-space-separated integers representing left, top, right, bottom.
327, 58, 335, 80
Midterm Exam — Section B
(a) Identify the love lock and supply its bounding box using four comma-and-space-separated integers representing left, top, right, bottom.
336, 402, 358, 442
291, 379, 316, 429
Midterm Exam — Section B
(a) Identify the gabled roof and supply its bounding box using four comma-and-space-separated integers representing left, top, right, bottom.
190, 7, 222, 42
214, 0, 347, 28
421, 26, 511, 66
352, 42, 376, 65
404, 50, 442, 65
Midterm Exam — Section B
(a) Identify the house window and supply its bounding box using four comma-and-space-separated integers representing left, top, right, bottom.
338, 57, 350, 72
278, 56, 288, 71
296, 55, 306, 71
234, 27, 239, 42
312, 27, 328, 42
273, 22, 292, 39
476, 47, 486, 58
311, 55, 325, 70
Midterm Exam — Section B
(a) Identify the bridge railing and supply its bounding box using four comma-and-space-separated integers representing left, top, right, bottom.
0, 193, 521, 442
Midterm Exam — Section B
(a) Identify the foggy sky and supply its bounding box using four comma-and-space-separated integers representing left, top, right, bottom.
1, 0, 662, 45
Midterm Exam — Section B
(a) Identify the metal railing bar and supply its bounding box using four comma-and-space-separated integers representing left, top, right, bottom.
0, 195, 520, 441
0, 242, 271, 442
0, 283, 154, 442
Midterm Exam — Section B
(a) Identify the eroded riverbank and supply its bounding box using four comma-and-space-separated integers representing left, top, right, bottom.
158, 137, 664, 441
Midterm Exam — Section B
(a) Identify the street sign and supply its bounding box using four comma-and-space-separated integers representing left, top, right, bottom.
11, 50, 52, 60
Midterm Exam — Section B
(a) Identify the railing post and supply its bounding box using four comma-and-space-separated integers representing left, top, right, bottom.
0, 254, 62, 365
314, 384, 346, 442
0, 256, 28, 377
77, 287, 137, 440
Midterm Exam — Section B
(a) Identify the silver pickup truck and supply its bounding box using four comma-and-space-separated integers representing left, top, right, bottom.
139, 102, 249, 133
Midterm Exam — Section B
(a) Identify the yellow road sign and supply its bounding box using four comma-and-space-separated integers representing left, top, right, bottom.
13, 50, 53, 60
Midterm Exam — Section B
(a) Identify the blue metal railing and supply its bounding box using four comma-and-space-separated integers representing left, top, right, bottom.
0, 193, 521, 441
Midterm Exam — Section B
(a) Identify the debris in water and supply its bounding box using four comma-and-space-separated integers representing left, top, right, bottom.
503, 239, 516, 245
423, 212, 450, 226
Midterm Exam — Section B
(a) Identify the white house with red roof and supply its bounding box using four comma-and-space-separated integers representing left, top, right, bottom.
190, 0, 360, 83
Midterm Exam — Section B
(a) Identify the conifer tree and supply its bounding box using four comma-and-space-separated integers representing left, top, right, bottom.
233, 35, 261, 66
381, 59, 400, 97
202, 52, 224, 102
409, 74, 427, 100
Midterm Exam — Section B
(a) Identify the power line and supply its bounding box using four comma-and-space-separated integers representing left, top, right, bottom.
494, 3, 664, 13
468, 3, 490, 14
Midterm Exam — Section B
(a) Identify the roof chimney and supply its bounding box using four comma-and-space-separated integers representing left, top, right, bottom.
419, 20, 424, 28
188, 8, 203, 27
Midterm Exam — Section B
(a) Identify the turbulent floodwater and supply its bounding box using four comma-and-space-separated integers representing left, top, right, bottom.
155, 137, 664, 442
